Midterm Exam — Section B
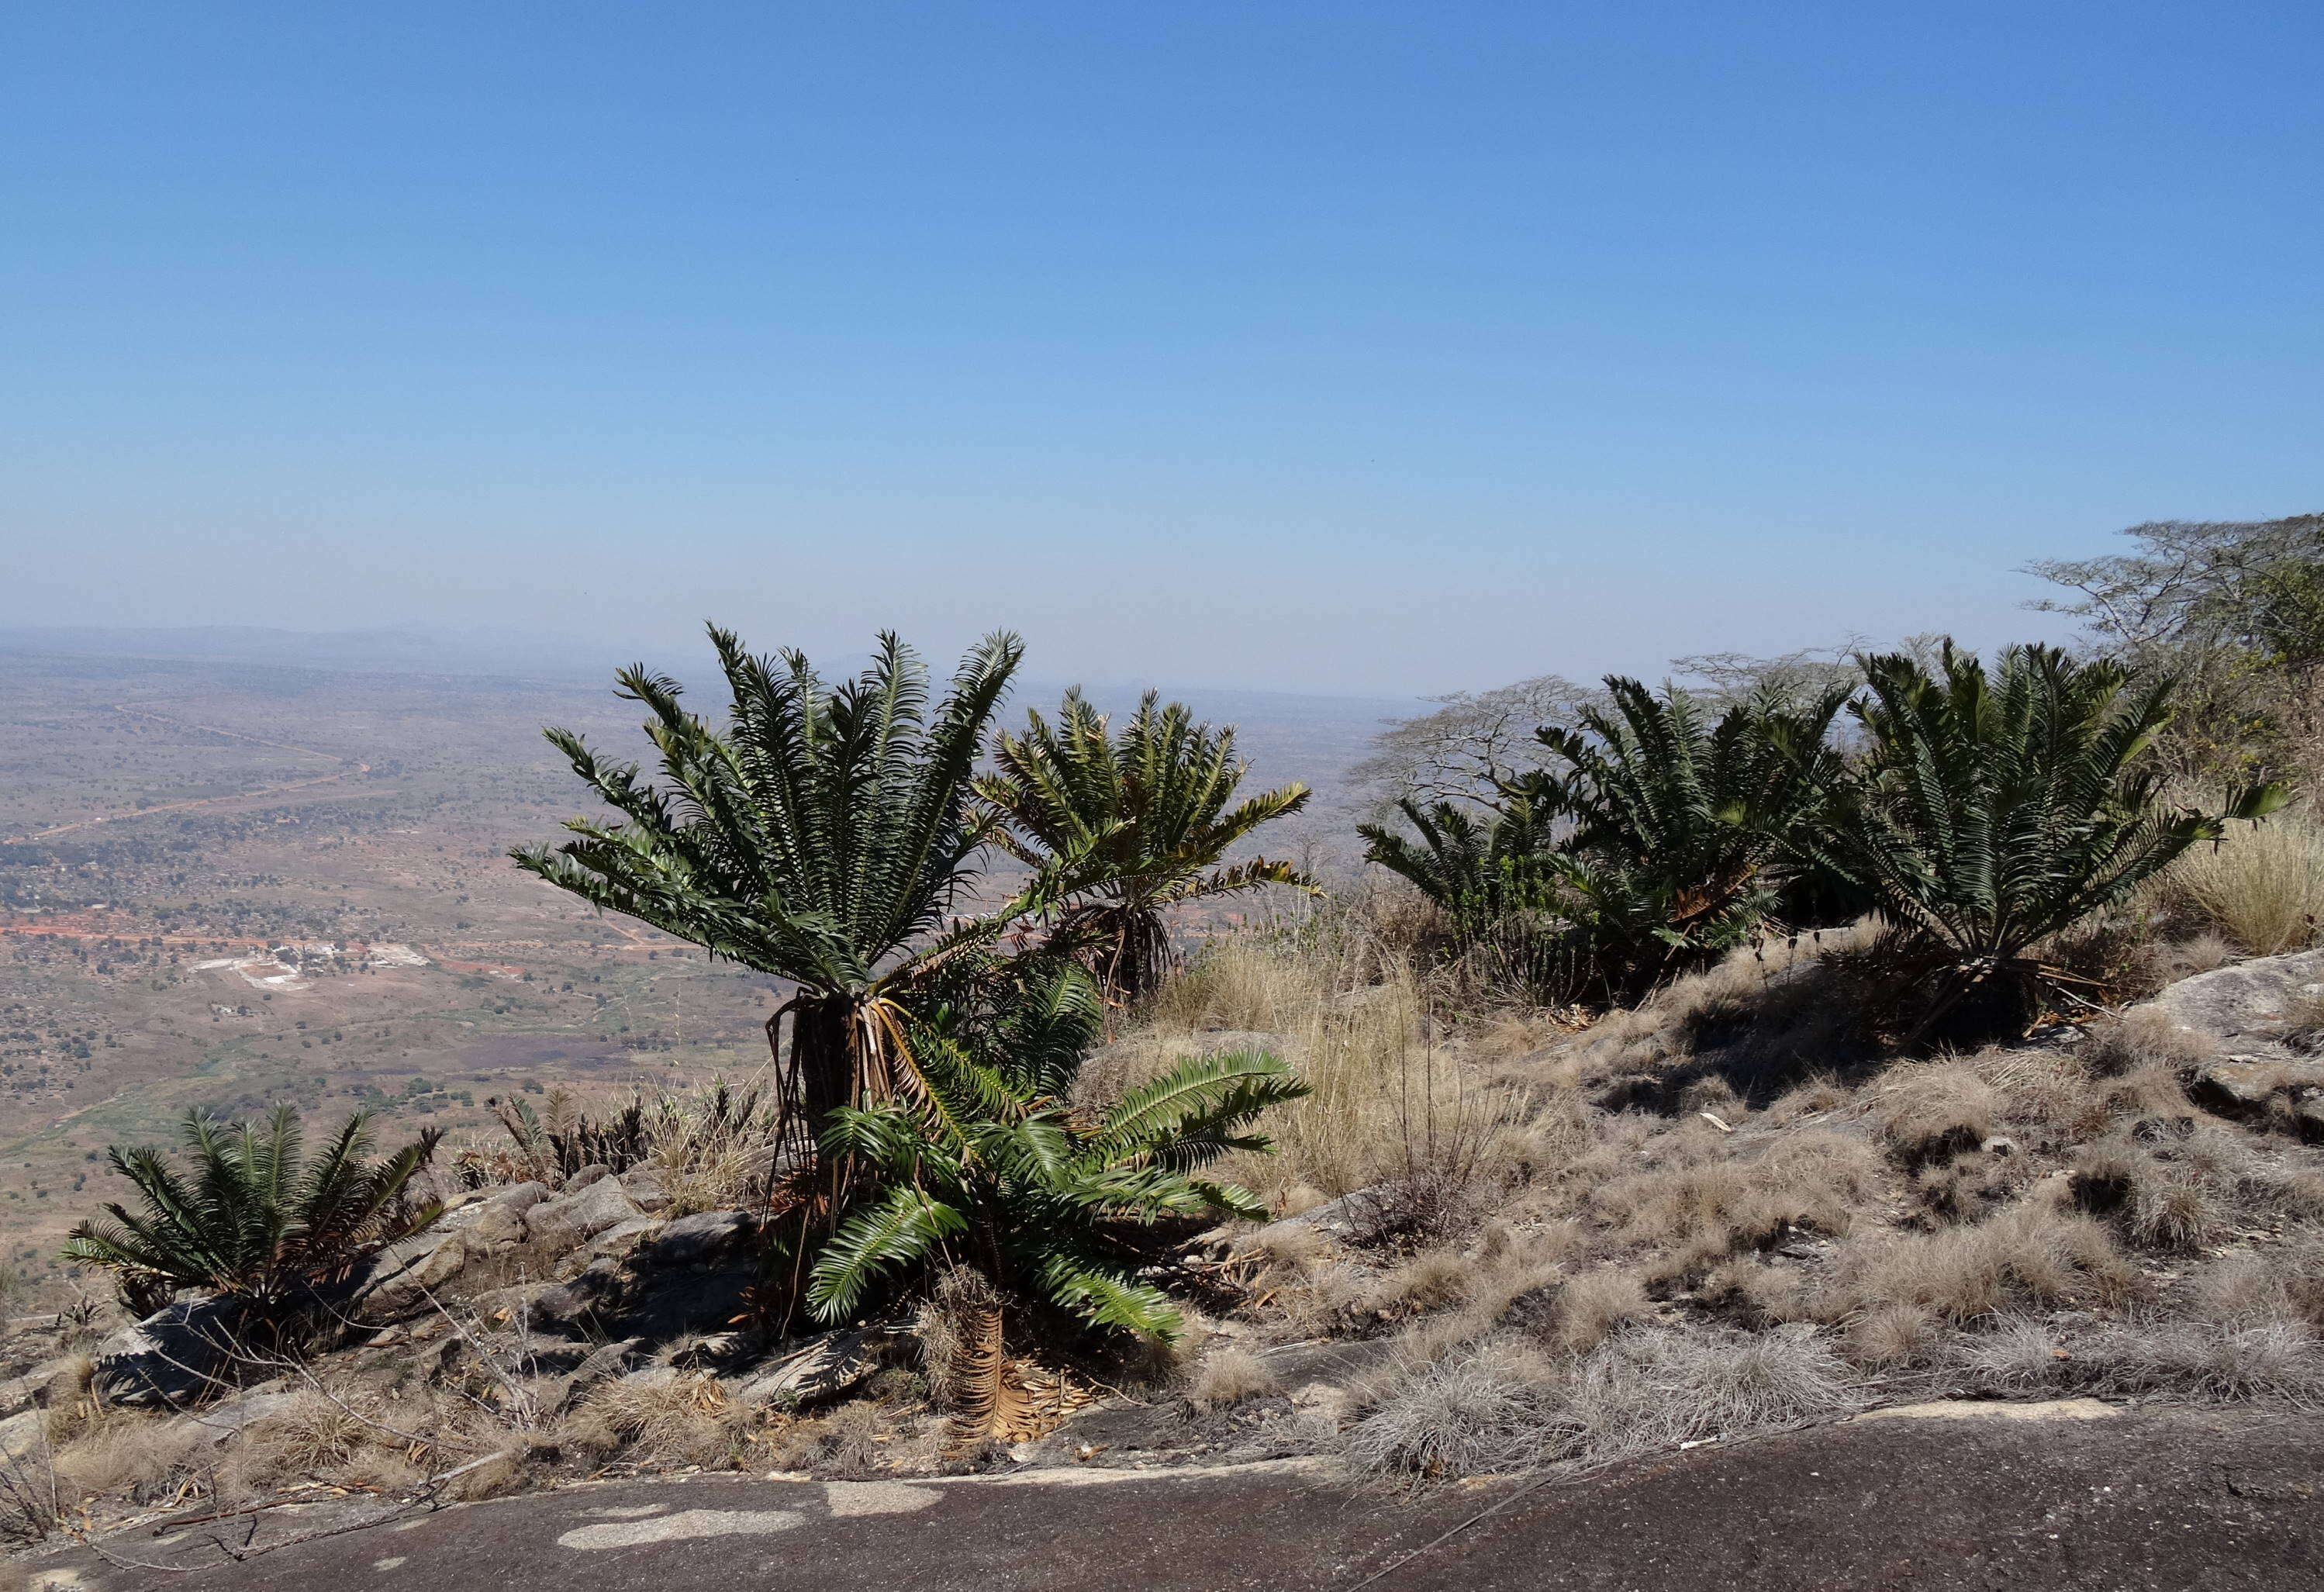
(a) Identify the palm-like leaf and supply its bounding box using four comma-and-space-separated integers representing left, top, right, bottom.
1357, 793, 1564, 935
513, 627, 1091, 1191
798, 958, 1307, 1340
61, 1108, 441, 1317
1787, 642, 2288, 1038
976, 690, 1314, 1001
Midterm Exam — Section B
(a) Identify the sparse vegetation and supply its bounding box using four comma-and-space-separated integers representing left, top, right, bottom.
26, 578, 2324, 1547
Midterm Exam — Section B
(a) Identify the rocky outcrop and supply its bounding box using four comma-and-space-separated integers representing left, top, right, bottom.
2153, 948, 2324, 1056
90, 1296, 248, 1407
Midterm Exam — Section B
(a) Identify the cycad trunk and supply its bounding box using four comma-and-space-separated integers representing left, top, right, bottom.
772, 993, 859, 1183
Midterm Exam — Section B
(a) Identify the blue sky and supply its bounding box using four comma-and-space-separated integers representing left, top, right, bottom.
3, 4, 2317, 695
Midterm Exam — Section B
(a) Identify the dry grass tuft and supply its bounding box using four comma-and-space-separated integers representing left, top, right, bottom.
237, 1390, 366, 1479
563, 1373, 756, 1469
2070, 1138, 2211, 1250
1114, 934, 1531, 1214
1946, 1314, 2069, 1391
1187, 1348, 1279, 1411
2079, 1007, 2214, 1079
1340, 1339, 1560, 1480
1383, 1248, 1473, 1313
2165, 805, 2324, 956
768, 1401, 888, 1478
1828, 1202, 2136, 1324
1508, 1269, 1649, 1355
641, 1074, 785, 1214
1590, 1132, 1878, 1283
2084, 1316, 2324, 1401
2143, 931, 2243, 986
50, 1410, 199, 1500
1342, 1324, 1861, 1484
1874, 1065, 2001, 1169
1845, 1303, 1939, 1367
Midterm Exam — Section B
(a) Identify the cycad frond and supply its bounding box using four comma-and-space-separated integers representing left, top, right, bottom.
977, 689, 1314, 1001
60, 1107, 440, 1317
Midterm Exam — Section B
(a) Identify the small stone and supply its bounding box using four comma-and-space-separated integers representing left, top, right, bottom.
618, 1166, 672, 1213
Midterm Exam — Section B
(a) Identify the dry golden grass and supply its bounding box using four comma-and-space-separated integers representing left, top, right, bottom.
1114, 934, 1533, 1211
1186, 1347, 1279, 1410
563, 1372, 757, 1469
1826, 1200, 2136, 1324
2165, 804, 2324, 955
641, 1072, 785, 1214
50, 1409, 199, 1500
1872, 1062, 2000, 1167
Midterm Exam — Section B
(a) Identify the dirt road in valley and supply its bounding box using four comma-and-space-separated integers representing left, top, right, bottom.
16, 1401, 2320, 1592
3, 706, 371, 846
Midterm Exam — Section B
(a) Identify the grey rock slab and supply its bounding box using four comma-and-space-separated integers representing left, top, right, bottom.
0, 1357, 70, 1420
618, 1165, 671, 1213
91, 1296, 247, 1407
583, 1215, 665, 1259
175, 1387, 297, 1447
489, 1180, 554, 1215
2152, 947, 2324, 1052
1255, 1186, 1387, 1245
2184, 1057, 2324, 1117
0, 1406, 43, 1460
642, 1208, 757, 1267
548, 1336, 645, 1413
527, 1176, 641, 1251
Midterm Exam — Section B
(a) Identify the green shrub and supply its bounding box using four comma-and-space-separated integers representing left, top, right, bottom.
1790, 644, 2285, 1041
61, 1106, 441, 1318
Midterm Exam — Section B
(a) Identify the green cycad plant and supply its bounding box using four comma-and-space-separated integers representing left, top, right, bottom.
1789, 643, 2287, 1042
513, 627, 1094, 1208
1359, 793, 1563, 931
805, 955, 1306, 1342
61, 1106, 441, 1322
1511, 676, 1852, 996
975, 689, 1313, 1004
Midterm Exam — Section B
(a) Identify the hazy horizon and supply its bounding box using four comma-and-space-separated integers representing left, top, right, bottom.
5, 6, 2317, 695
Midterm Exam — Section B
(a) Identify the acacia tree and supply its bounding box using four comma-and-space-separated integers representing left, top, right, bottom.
513, 627, 1090, 1202
975, 689, 1313, 1003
